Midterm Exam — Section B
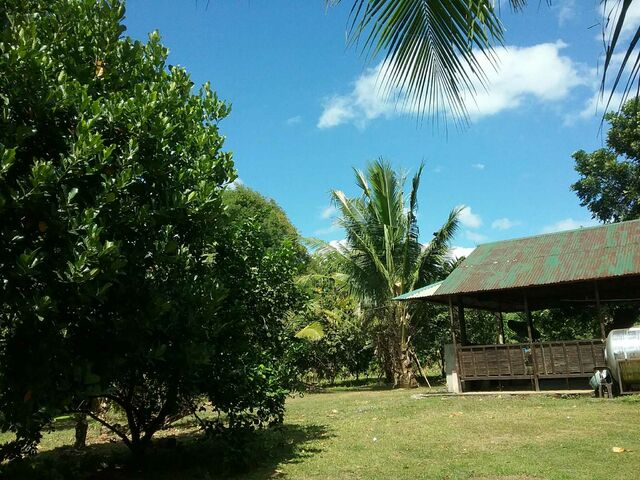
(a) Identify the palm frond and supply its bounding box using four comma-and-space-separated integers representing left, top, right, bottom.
400, 162, 424, 288
345, 0, 506, 124
295, 321, 325, 341
332, 188, 394, 298
410, 205, 461, 290
601, 0, 640, 113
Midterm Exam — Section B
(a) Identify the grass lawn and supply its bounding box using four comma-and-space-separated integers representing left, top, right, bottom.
2, 383, 639, 479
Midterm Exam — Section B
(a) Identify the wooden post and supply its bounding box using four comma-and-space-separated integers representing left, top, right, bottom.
595, 282, 606, 340
458, 300, 467, 346
449, 297, 463, 393
524, 294, 540, 391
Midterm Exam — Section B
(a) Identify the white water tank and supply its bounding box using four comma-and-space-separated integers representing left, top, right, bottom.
605, 327, 640, 386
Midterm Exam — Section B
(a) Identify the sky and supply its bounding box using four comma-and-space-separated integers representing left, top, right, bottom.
123, 0, 638, 257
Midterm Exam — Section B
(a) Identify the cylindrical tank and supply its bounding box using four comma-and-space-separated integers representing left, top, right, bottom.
605, 327, 640, 386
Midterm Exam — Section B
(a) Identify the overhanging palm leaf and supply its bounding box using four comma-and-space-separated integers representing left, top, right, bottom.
601, 0, 640, 112
340, 0, 518, 124
333, 0, 639, 122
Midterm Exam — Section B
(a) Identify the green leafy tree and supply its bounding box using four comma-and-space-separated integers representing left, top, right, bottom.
572, 97, 640, 223
0, 0, 300, 461
224, 184, 308, 262
329, 159, 459, 387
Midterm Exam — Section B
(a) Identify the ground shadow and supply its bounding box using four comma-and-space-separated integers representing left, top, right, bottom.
0, 423, 331, 480
308, 375, 446, 394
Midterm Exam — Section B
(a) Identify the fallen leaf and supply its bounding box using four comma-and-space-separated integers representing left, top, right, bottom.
612, 447, 626, 453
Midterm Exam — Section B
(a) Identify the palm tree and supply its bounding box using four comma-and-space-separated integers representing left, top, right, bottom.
335, 0, 638, 123
329, 159, 459, 387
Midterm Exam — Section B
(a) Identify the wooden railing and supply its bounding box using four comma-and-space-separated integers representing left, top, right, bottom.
457, 340, 605, 382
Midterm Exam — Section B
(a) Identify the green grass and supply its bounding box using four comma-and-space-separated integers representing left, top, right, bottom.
2, 384, 640, 479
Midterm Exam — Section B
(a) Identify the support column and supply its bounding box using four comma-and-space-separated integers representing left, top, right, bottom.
524, 294, 540, 391
448, 297, 462, 393
595, 281, 606, 340
497, 312, 505, 344
458, 300, 467, 346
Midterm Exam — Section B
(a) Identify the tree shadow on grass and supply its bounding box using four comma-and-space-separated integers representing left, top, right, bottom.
308, 377, 393, 393
309, 375, 446, 394
0, 423, 331, 480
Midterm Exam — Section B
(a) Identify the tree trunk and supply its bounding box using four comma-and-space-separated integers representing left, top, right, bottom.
74, 412, 88, 448
376, 331, 395, 383
393, 304, 418, 388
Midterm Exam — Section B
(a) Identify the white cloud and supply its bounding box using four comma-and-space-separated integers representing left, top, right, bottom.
554, 0, 576, 26
541, 218, 599, 234
314, 224, 341, 236
464, 230, 488, 243
491, 218, 522, 230
286, 115, 302, 126
320, 205, 337, 220
457, 205, 482, 228
317, 62, 398, 129
471, 163, 485, 170
318, 41, 585, 128
449, 246, 475, 260
566, 90, 624, 125
227, 177, 244, 190
464, 41, 585, 120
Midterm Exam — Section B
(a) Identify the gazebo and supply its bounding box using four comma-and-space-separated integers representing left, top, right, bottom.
396, 219, 640, 393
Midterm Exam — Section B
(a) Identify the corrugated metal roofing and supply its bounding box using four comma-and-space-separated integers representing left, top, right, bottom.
397, 219, 640, 301
395, 281, 443, 301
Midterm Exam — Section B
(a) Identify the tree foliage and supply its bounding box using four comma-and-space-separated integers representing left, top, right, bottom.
572, 97, 640, 223
0, 0, 300, 460
291, 251, 373, 383
224, 184, 307, 262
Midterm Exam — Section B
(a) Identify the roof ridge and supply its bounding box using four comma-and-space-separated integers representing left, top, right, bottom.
472, 218, 640, 248
460, 240, 640, 266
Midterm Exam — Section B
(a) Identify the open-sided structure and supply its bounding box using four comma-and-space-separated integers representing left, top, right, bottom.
396, 219, 640, 392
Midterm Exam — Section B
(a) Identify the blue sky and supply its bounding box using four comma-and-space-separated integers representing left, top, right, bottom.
124, 0, 636, 256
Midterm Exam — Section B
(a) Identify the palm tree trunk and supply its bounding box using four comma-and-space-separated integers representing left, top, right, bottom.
393, 344, 418, 388
393, 305, 418, 388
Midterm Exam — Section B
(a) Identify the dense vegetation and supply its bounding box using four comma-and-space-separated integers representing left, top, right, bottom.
0, 0, 301, 461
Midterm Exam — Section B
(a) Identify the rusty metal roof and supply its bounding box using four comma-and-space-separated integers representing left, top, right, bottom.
396, 219, 640, 304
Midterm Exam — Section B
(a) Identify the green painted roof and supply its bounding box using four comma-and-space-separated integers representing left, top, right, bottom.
396, 219, 640, 302
395, 281, 443, 301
